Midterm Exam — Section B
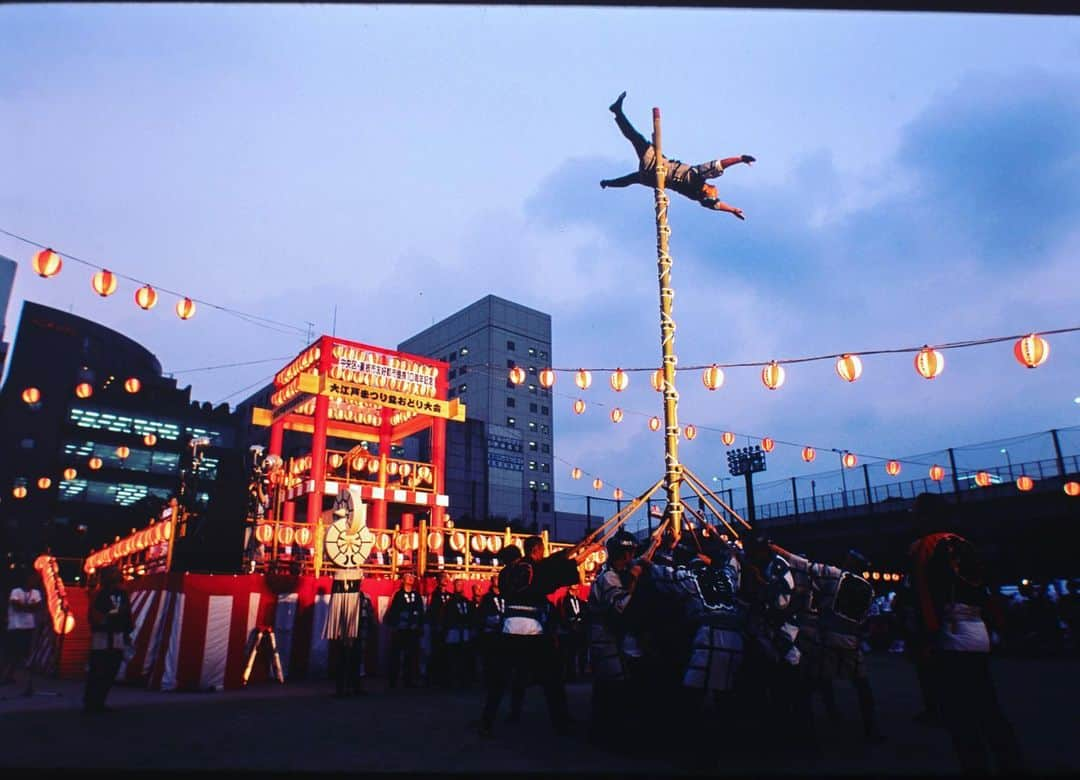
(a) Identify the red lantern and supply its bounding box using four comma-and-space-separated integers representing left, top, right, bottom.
915, 346, 944, 379
276, 525, 295, 546
116, 446, 130, 460
885, 460, 901, 476
573, 399, 586, 415
175, 297, 196, 320
32, 248, 63, 278
12, 486, 27, 499
843, 452, 857, 469
538, 368, 556, 388
610, 408, 623, 424
37, 477, 51, 489
428, 530, 444, 552
929, 465, 945, 482
21, 387, 41, 405
592, 477, 603, 491
651, 369, 664, 392
722, 431, 735, 446
684, 424, 697, 440
571, 467, 582, 480
124, 377, 141, 393
508, 366, 526, 385
294, 526, 313, 547
91, 269, 118, 297
367, 459, 380, 474
761, 361, 785, 390
974, 471, 992, 488
648, 416, 661, 432
1016, 475, 1034, 492
1013, 334, 1049, 369
63, 467, 77, 481
702, 364, 724, 391
1064, 481, 1079, 497
610, 369, 629, 392
801, 447, 816, 463
835, 354, 863, 383
143, 433, 157, 447
613, 488, 624, 500
75, 382, 93, 399
575, 369, 592, 390
135, 284, 158, 310
88, 456, 103, 470
761, 437, 775, 453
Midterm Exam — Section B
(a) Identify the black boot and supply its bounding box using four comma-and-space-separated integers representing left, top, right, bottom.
609, 91, 626, 113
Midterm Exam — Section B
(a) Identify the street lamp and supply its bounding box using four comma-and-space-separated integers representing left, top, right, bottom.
1000, 448, 1012, 477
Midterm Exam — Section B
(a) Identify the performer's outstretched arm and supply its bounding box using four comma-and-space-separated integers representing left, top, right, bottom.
702, 199, 745, 220
696, 155, 756, 180
720, 155, 756, 169
600, 172, 641, 189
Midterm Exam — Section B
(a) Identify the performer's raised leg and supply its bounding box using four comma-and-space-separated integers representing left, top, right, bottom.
609, 92, 650, 159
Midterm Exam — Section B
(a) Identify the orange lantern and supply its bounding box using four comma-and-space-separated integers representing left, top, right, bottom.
702, 364, 724, 391
929, 465, 945, 482
398, 463, 412, 478
610, 369, 629, 392
63, 467, 77, 481
648, 416, 661, 432
143, 433, 157, 447
75, 382, 93, 399
487, 535, 503, 554
915, 346, 944, 380
571, 467, 582, 480
175, 297, 196, 320
575, 369, 592, 390
610, 408, 623, 424
294, 526, 313, 547
32, 248, 63, 278
613, 488, 624, 500
375, 532, 392, 552
684, 424, 697, 441
449, 530, 466, 552
801, 447, 816, 463
761, 361, 785, 390
386, 461, 399, 476
885, 460, 901, 476
471, 534, 487, 553
276, 525, 295, 546
367, 459, 380, 474
135, 284, 158, 310
88, 456, 103, 470
22, 387, 41, 405
974, 471, 992, 488
835, 354, 863, 383
722, 431, 735, 446
843, 452, 857, 468
1063, 481, 1079, 497
651, 369, 664, 392
91, 269, 118, 297
427, 530, 444, 552
761, 437, 775, 453
1013, 334, 1049, 369
116, 446, 130, 459
538, 368, 556, 388
124, 377, 141, 394
37, 476, 51, 489
593, 477, 603, 491
509, 366, 526, 385
12, 486, 27, 499
351, 455, 366, 471
1016, 475, 1034, 492
162, 521, 173, 541
573, 399, 586, 415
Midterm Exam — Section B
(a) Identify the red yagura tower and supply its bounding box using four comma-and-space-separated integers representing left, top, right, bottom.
251, 336, 465, 531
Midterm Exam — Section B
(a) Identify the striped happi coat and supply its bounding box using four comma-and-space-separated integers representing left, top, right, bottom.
588, 565, 642, 681
747, 554, 801, 666
323, 570, 373, 646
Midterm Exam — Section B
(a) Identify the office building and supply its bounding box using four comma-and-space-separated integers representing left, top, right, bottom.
0, 255, 16, 376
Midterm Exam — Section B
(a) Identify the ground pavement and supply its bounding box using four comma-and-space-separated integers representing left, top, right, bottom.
1, 654, 1077, 774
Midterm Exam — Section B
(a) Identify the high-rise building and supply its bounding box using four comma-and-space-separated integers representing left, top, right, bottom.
0, 255, 16, 376
398, 295, 554, 533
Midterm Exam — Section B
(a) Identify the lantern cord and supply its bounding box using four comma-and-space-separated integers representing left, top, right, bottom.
168, 356, 294, 374
217, 372, 279, 405
0, 227, 310, 337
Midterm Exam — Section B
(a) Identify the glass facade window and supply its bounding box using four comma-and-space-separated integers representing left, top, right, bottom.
528, 347, 536, 357
449, 369, 457, 379
458, 384, 467, 394
506, 416, 516, 427
529, 403, 537, 413
449, 351, 457, 362
459, 365, 468, 375
541, 406, 549, 416
540, 424, 550, 434
460, 346, 469, 356
528, 461, 537, 470
528, 441, 538, 451
541, 463, 550, 473
507, 340, 515, 350
506, 397, 516, 408
528, 422, 537, 432
541, 444, 550, 454
58, 478, 173, 507
540, 482, 550, 492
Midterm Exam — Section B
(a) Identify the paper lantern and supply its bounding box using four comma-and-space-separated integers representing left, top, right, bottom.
487, 534, 503, 554
648, 416, 661, 432
135, 284, 158, 310
75, 382, 93, 399
143, 433, 157, 447
651, 369, 664, 392
575, 369, 592, 390
175, 297, 196, 320
33, 248, 63, 278
593, 477, 603, 491
843, 452, 857, 468
367, 459, 380, 474
63, 467, 77, 481
835, 354, 863, 383
613, 488, 624, 500
351, 456, 366, 471
375, 532, 392, 552
702, 364, 724, 391
398, 463, 412, 478
929, 465, 945, 482
124, 377, 141, 393
37, 476, 52, 489
116, 446, 130, 459
915, 346, 944, 379
538, 368, 556, 388
386, 461, 399, 476
508, 366, 526, 385
427, 530, 444, 552
885, 460, 901, 476
1013, 334, 1049, 369
449, 530, 466, 552
470, 534, 486, 553
722, 431, 735, 446
761, 361, 785, 390
573, 399, 586, 415
1016, 475, 1034, 492
294, 526, 313, 547
12, 486, 27, 499
1063, 481, 1079, 497
801, 447, 816, 463
88, 456, 103, 470
571, 467, 582, 480
610, 408, 623, 424
91, 269, 118, 297
610, 369, 629, 392
684, 424, 697, 440
276, 525, 295, 546
974, 471, 992, 488
22, 387, 41, 405
761, 437, 775, 453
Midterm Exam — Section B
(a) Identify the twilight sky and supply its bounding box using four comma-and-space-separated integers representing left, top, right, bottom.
2, 5, 1079, 515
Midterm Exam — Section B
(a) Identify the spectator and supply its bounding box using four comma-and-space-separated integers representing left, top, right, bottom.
2, 569, 42, 693
83, 565, 133, 714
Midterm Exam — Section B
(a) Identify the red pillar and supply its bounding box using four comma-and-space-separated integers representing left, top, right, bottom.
269, 419, 284, 458
306, 338, 331, 525
431, 416, 447, 530
282, 500, 296, 524
370, 416, 392, 530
